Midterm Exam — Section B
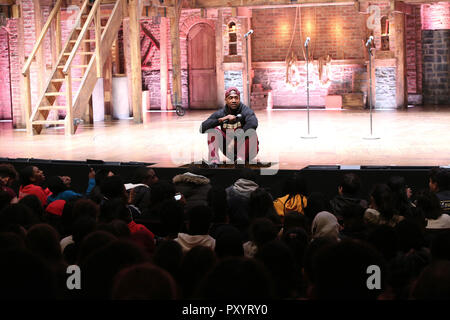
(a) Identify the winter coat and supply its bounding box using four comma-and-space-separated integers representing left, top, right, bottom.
173, 172, 212, 213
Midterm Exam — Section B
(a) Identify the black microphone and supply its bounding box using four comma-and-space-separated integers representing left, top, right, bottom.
223, 114, 242, 124
366, 36, 374, 47
304, 37, 310, 47
244, 30, 254, 38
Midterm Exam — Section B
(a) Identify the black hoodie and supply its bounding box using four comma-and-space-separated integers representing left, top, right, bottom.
200, 103, 258, 133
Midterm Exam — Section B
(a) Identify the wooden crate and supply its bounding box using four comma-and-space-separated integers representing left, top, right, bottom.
342, 93, 365, 110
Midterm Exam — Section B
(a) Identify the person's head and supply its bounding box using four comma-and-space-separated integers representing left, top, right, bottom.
97, 219, 131, 238
25, 224, 62, 263
367, 225, 398, 262
411, 261, 450, 299
428, 168, 449, 193
180, 246, 217, 299
112, 263, 178, 299
0, 190, 13, 211
0, 249, 57, 299
282, 173, 308, 198
395, 219, 425, 253
197, 257, 274, 299
339, 173, 361, 196
225, 87, 241, 110
414, 189, 442, 220
369, 184, 395, 221
311, 211, 340, 240
0, 232, 25, 251
282, 227, 309, 270
187, 205, 213, 235
388, 176, 412, 217
283, 212, 308, 233
134, 167, 158, 186
73, 199, 100, 222
160, 199, 185, 236
18, 195, 44, 222
77, 230, 117, 265
80, 240, 148, 299
249, 188, 276, 220
304, 192, 329, 223
310, 239, 387, 300
341, 204, 366, 229
255, 240, 297, 299
94, 168, 114, 186
46, 176, 67, 196
237, 167, 258, 183
431, 230, 450, 262
153, 240, 184, 281
149, 180, 176, 207
214, 225, 244, 259
0, 163, 18, 186
249, 218, 278, 248
100, 198, 132, 224
0, 203, 38, 233
19, 166, 45, 186
100, 175, 127, 202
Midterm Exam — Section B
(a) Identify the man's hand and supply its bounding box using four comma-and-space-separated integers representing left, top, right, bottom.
60, 176, 71, 188
219, 115, 236, 123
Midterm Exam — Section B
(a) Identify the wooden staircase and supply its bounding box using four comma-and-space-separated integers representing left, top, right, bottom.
22, 0, 125, 135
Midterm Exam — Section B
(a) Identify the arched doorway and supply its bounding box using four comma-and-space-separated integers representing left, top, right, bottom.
187, 23, 217, 109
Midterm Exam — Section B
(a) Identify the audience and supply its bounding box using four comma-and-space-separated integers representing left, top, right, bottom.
0, 162, 448, 300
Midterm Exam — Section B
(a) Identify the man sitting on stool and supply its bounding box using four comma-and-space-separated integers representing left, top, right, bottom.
200, 87, 259, 168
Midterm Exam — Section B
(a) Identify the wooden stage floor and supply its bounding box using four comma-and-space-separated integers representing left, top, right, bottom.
1, 106, 450, 170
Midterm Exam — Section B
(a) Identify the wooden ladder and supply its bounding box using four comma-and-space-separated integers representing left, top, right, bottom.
22, 0, 125, 135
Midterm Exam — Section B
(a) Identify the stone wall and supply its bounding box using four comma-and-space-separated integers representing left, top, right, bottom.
224, 70, 244, 94
422, 29, 450, 105
375, 67, 396, 109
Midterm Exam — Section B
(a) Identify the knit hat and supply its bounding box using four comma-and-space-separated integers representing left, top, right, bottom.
225, 87, 240, 98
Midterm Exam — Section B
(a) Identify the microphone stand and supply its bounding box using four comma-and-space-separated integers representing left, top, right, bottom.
245, 32, 251, 108
363, 39, 380, 140
301, 39, 317, 139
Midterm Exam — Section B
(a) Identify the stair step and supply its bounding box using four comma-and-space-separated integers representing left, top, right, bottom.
69, 39, 96, 43
63, 52, 94, 56
38, 106, 67, 110
32, 120, 66, 126
51, 78, 83, 82
72, 65, 89, 68
45, 92, 65, 96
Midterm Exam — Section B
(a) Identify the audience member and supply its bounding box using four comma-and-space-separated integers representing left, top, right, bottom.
273, 173, 308, 216
18, 166, 50, 206
330, 173, 367, 221
364, 184, 404, 228
311, 211, 340, 241
173, 167, 212, 213
175, 205, 215, 253
428, 168, 450, 215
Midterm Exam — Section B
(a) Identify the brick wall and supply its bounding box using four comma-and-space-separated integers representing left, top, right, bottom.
251, 6, 366, 62
406, 5, 422, 94
421, 2, 450, 30
422, 30, 450, 105
0, 28, 12, 119
7, 18, 22, 127
253, 63, 365, 107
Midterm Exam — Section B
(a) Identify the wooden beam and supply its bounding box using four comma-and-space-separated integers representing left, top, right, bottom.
33, 0, 45, 96
160, 16, 169, 110
394, 11, 407, 109
103, 54, 113, 120
128, 0, 143, 123
215, 9, 224, 107
169, 0, 182, 107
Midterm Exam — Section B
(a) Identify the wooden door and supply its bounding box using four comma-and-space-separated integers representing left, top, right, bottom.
188, 24, 217, 109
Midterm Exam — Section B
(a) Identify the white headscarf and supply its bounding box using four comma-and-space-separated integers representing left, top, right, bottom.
312, 211, 340, 240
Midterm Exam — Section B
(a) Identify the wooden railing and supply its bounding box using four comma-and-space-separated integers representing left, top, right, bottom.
63, 0, 102, 77
21, 0, 63, 135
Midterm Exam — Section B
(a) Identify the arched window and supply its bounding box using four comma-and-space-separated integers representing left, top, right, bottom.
380, 16, 389, 51
228, 22, 237, 55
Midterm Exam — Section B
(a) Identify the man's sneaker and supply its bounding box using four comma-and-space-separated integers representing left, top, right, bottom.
209, 162, 219, 169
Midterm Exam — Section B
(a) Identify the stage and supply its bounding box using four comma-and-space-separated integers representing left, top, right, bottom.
1, 106, 450, 170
